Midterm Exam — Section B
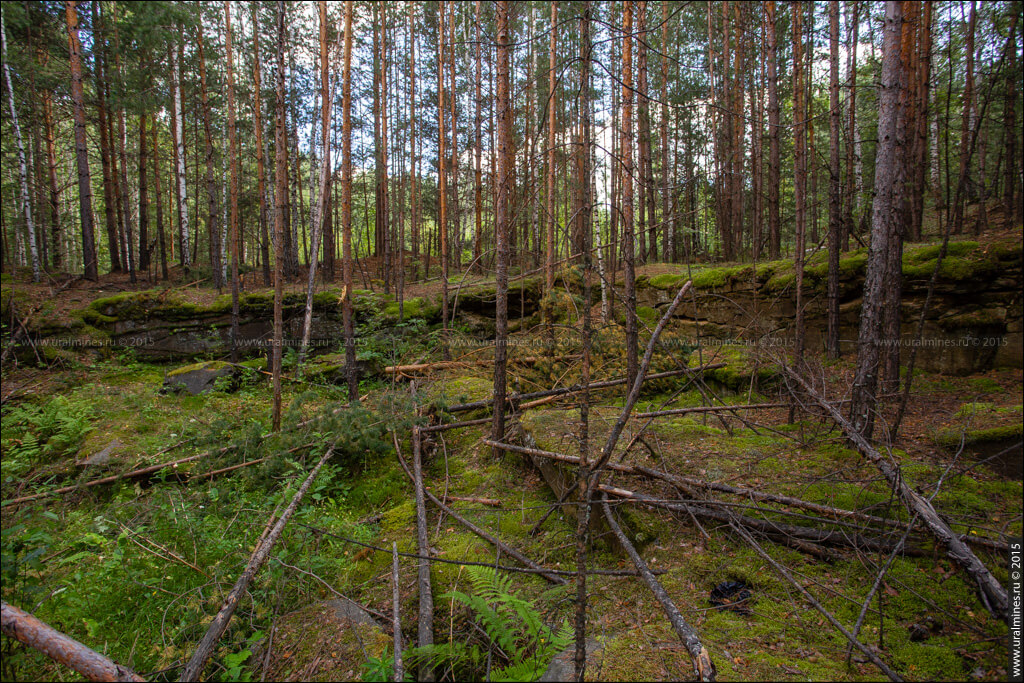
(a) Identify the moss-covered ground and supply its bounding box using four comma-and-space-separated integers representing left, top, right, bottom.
2, 245, 1021, 681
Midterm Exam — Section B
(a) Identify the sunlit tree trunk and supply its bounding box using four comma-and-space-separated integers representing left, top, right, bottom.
341, 0, 357, 404
3, 7, 41, 282
170, 35, 190, 268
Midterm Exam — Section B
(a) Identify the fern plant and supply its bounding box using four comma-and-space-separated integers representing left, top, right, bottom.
402, 566, 572, 682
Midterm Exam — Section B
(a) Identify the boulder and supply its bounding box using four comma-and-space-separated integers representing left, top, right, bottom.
162, 361, 236, 395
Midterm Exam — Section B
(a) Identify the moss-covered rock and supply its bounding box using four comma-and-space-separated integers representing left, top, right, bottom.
932, 402, 1023, 447
162, 360, 236, 395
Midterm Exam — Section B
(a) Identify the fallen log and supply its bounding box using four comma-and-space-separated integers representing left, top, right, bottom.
599, 494, 716, 682
185, 457, 268, 484
599, 485, 922, 558
727, 521, 903, 682
1, 600, 144, 682
438, 495, 502, 507
3, 450, 224, 508
488, 441, 1005, 553
444, 365, 725, 413
178, 445, 337, 681
636, 402, 788, 419
392, 433, 566, 585
385, 355, 571, 375
421, 417, 493, 433
786, 368, 1009, 619
411, 428, 435, 681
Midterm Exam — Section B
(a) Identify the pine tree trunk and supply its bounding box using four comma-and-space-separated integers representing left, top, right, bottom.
151, 117, 169, 281
437, 1, 450, 360
138, 111, 150, 273
492, 0, 512, 447
622, 1, 638, 387
827, 1, 842, 359
341, 0, 357, 404
272, 0, 288, 430
792, 1, 807, 368
251, 3, 271, 286
64, 1, 97, 280
850, 1, 906, 441
766, 1, 781, 260
112, 13, 136, 282
953, 0, 976, 235
226, 0, 241, 361
92, 1, 120, 273
41, 90, 61, 270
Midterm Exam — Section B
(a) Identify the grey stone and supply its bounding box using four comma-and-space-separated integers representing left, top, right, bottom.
80, 439, 122, 466
322, 598, 377, 626
162, 361, 236, 395
539, 638, 603, 682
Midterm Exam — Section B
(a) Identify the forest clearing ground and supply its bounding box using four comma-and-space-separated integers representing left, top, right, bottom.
2, 338, 1019, 680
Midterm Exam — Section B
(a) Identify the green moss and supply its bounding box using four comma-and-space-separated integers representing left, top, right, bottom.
647, 272, 687, 290
933, 403, 1023, 447
426, 376, 493, 412
166, 360, 232, 378
636, 306, 659, 323
901, 240, 1003, 281
691, 264, 748, 289
689, 345, 779, 391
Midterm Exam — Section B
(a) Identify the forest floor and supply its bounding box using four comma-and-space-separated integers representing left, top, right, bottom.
1, 326, 1020, 681
1, 214, 1021, 681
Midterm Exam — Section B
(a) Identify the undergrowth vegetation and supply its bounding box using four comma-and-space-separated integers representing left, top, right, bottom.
1, 295, 1020, 681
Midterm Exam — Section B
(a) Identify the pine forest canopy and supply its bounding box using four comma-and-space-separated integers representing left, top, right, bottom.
0, 1, 1018, 284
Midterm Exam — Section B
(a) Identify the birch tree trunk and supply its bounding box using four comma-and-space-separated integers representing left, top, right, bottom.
2, 8, 41, 282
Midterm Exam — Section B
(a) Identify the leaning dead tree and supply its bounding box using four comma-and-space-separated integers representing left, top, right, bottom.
1, 601, 144, 682
179, 445, 337, 681
787, 369, 1008, 619
600, 496, 716, 681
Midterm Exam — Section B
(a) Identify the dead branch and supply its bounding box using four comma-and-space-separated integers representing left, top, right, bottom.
411, 428, 435, 681
3, 450, 225, 508
392, 542, 404, 683
185, 457, 268, 484
487, 440, 1005, 553
727, 522, 904, 682
599, 485, 919, 558
599, 494, 716, 682
439, 495, 503, 507
444, 365, 724, 413
421, 417, 493, 433
587, 282, 693, 480
385, 355, 571, 375
393, 433, 566, 585
635, 402, 788, 419
178, 445, 337, 681
786, 368, 1009, 619
118, 523, 208, 577
1, 600, 144, 682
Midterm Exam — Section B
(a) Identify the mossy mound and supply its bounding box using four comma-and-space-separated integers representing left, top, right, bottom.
932, 402, 1023, 447
382, 296, 440, 321
688, 344, 779, 391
